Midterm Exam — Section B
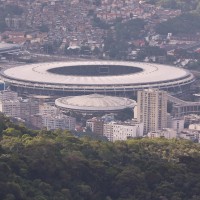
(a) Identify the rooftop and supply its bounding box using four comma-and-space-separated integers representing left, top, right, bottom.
55, 94, 136, 111
1, 61, 194, 86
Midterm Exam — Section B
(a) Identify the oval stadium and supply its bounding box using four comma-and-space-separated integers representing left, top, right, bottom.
0, 61, 195, 96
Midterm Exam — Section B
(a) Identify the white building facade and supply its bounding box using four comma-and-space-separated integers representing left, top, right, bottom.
137, 89, 167, 134
0, 90, 20, 118
103, 120, 143, 142
0, 100, 21, 118
42, 114, 76, 131
167, 114, 185, 133
189, 124, 200, 131
0, 90, 18, 101
39, 103, 60, 115
103, 122, 114, 141
147, 128, 177, 139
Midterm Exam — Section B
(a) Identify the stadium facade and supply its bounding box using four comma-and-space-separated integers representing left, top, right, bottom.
0, 43, 21, 55
0, 61, 195, 97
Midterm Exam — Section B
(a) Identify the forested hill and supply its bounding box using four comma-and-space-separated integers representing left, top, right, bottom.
145, 0, 200, 13
0, 115, 200, 200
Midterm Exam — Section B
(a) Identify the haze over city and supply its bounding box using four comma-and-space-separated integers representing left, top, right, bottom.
0, 0, 200, 200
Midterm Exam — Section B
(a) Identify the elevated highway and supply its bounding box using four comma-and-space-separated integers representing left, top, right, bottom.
168, 94, 200, 117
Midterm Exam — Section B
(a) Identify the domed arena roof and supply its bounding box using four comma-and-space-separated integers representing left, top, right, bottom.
55, 94, 136, 112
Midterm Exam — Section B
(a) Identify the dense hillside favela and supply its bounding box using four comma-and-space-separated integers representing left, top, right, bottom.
0, 0, 200, 62
1, 0, 200, 200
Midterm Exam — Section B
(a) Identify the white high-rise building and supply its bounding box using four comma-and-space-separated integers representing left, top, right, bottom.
20, 99, 39, 122
0, 90, 18, 101
42, 114, 76, 131
103, 122, 114, 141
39, 103, 60, 115
103, 120, 144, 142
0, 100, 21, 118
0, 90, 20, 118
137, 89, 167, 134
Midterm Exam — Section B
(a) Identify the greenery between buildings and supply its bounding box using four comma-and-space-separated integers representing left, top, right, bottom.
156, 13, 200, 35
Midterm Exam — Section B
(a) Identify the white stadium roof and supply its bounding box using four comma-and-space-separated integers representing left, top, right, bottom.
0, 61, 195, 95
1, 61, 193, 85
55, 94, 136, 111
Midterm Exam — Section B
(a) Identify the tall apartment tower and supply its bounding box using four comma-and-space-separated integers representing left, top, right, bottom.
137, 89, 167, 134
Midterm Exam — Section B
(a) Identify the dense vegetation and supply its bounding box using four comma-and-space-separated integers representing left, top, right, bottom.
0, 5, 23, 32
103, 19, 145, 59
145, 0, 200, 12
136, 46, 167, 61
146, 0, 200, 36
156, 13, 200, 35
0, 114, 200, 200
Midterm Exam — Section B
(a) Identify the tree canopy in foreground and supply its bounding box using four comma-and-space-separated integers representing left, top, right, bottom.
0, 114, 200, 200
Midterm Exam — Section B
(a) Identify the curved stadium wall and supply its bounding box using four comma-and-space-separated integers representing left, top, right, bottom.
0, 61, 195, 96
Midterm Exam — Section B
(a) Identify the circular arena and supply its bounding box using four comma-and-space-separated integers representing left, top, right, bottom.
55, 94, 136, 114
0, 61, 195, 96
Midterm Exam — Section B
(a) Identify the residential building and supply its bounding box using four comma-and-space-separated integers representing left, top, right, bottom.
0, 100, 21, 118
137, 89, 167, 134
189, 124, 200, 131
42, 114, 76, 131
179, 129, 200, 143
20, 98, 40, 122
103, 122, 114, 141
103, 120, 143, 142
184, 114, 200, 126
147, 128, 177, 139
30, 114, 43, 129
0, 90, 18, 101
167, 114, 184, 133
39, 103, 59, 115
0, 90, 20, 118
86, 117, 104, 136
